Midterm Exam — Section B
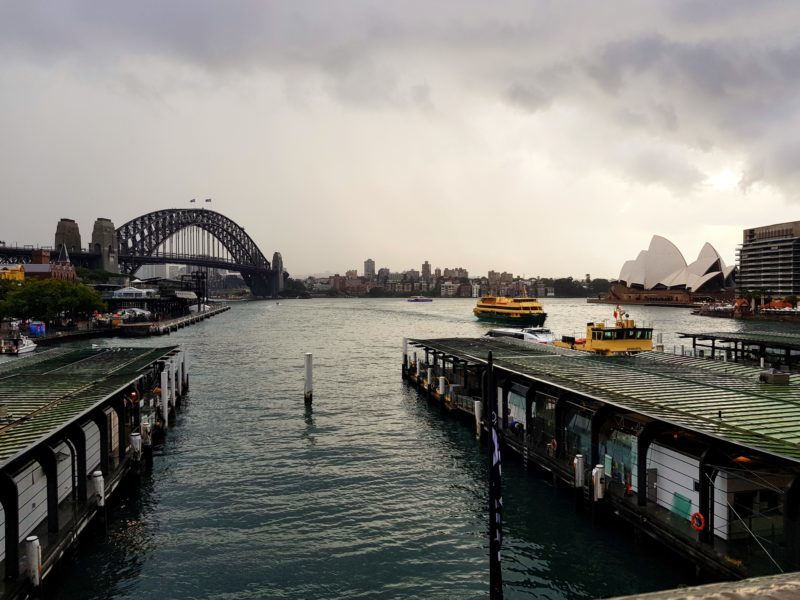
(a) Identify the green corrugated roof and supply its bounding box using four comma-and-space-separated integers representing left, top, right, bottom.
410, 337, 800, 464
0, 346, 178, 467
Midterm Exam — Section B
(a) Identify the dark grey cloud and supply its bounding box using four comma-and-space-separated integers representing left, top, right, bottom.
3, 0, 800, 199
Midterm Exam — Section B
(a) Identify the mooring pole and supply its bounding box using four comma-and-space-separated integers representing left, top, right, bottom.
304, 353, 313, 404
487, 351, 503, 599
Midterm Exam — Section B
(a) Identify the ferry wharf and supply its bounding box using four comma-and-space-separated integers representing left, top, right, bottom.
402, 336, 800, 580
677, 330, 800, 373
0, 345, 187, 598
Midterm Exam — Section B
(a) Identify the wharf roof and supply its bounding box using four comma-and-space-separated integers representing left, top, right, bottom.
677, 330, 800, 350
0, 345, 177, 469
410, 337, 800, 464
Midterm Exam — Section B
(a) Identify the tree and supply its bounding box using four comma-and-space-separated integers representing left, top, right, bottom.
0, 279, 105, 322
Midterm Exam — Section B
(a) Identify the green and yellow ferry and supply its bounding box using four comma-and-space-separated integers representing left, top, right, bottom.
473, 295, 547, 326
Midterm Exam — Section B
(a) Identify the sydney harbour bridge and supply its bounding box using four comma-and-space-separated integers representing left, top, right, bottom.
0, 208, 285, 298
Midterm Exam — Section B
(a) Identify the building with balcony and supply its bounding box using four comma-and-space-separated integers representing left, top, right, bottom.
737, 221, 800, 296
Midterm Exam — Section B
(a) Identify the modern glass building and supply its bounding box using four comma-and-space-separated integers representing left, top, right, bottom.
737, 221, 800, 296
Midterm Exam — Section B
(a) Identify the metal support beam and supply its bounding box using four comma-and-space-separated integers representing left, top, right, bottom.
698, 448, 718, 545
65, 426, 87, 501
637, 422, 670, 507
590, 405, 617, 467
0, 471, 19, 580
32, 447, 59, 533
89, 412, 110, 476
114, 397, 127, 464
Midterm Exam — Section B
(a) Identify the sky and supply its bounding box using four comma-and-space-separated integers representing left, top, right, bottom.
2, 1, 800, 280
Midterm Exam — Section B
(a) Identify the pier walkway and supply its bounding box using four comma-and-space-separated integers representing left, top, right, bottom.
0, 345, 185, 598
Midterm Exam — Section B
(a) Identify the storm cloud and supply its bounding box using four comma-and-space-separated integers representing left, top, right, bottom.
1, 1, 799, 277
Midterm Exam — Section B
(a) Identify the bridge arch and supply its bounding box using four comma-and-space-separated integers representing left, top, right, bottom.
116, 209, 281, 297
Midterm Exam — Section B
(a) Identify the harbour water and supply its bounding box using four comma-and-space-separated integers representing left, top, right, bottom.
48, 298, 800, 599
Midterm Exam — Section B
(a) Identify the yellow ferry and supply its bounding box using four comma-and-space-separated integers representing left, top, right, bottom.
473, 295, 547, 326
553, 306, 653, 355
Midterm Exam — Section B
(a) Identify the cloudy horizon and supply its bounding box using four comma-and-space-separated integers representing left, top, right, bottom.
2, 1, 799, 279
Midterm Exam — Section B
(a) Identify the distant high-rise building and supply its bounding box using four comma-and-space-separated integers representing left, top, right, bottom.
364, 258, 376, 279
434, 267, 442, 279
422, 261, 431, 280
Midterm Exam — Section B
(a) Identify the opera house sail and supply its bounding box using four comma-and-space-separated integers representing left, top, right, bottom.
596, 235, 735, 306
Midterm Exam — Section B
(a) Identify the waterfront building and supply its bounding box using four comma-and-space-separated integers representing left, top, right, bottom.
737, 221, 800, 296
443, 267, 469, 279
23, 248, 76, 281
421, 261, 431, 280
440, 281, 459, 297
364, 258, 376, 279
0, 264, 24, 281
345, 269, 358, 279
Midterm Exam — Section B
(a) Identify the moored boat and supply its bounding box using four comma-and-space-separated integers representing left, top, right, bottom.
473, 295, 547, 326
0, 334, 37, 355
553, 306, 653, 355
485, 327, 555, 344
407, 296, 433, 302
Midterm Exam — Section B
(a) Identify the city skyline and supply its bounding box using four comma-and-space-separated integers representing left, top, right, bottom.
3, 3, 800, 278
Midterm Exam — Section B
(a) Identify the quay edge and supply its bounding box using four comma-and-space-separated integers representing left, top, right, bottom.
402, 335, 800, 583
0, 345, 188, 599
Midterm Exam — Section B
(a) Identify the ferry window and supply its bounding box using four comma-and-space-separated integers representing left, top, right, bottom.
603, 330, 614, 340
593, 331, 602, 341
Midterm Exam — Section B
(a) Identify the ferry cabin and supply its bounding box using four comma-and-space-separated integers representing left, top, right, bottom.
555, 318, 654, 355
404, 336, 800, 578
473, 296, 547, 326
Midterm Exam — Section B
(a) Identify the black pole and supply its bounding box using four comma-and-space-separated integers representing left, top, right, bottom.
488, 351, 504, 599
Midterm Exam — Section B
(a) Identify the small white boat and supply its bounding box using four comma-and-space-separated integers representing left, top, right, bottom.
0, 334, 37, 355
484, 327, 555, 344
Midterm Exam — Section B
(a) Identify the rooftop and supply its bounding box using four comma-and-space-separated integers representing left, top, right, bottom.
410, 337, 800, 463
0, 346, 177, 467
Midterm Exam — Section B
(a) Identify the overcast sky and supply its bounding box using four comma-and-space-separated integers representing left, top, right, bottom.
2, 1, 799, 279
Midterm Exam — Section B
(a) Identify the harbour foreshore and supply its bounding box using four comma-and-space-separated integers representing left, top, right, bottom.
0, 346, 188, 598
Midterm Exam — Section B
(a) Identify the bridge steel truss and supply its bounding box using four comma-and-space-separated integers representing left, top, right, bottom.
116, 208, 279, 297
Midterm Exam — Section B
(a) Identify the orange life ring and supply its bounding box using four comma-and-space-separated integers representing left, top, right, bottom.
691, 512, 705, 531
549, 438, 558, 451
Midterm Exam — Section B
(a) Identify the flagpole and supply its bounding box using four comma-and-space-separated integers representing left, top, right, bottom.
487, 351, 503, 599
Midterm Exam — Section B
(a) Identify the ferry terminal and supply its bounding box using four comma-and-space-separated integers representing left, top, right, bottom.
402, 332, 800, 581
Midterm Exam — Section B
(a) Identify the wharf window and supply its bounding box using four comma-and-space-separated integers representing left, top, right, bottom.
508, 387, 527, 432
566, 412, 591, 458
601, 429, 635, 489
534, 392, 557, 437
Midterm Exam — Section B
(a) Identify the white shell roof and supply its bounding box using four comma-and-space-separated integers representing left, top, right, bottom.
617, 236, 733, 292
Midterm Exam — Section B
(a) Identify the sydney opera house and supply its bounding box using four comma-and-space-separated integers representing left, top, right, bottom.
599, 235, 736, 305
